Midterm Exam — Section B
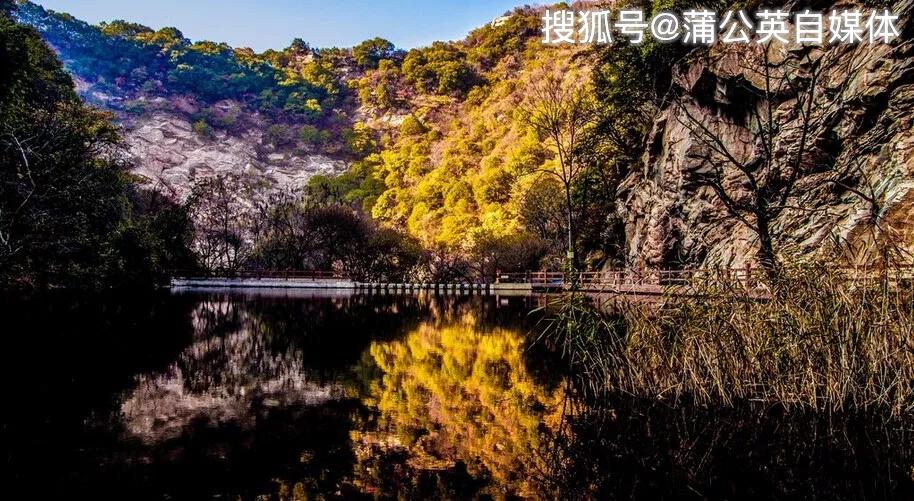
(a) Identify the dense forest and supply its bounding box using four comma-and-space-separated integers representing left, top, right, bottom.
0, 1, 197, 288
5, 0, 910, 288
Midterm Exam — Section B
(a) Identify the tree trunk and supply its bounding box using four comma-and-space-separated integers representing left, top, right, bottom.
564, 181, 577, 270
755, 214, 778, 276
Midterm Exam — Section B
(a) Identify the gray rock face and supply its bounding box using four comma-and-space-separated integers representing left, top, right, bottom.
620, 0, 914, 269
122, 109, 346, 199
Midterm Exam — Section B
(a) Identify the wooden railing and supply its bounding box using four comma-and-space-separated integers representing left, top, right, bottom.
496, 269, 768, 286
497, 266, 914, 289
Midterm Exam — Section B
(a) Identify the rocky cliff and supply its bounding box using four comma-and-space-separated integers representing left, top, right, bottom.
69, 82, 348, 200
119, 104, 346, 199
620, 0, 914, 268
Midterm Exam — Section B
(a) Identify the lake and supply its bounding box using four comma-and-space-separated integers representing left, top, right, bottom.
2, 290, 913, 499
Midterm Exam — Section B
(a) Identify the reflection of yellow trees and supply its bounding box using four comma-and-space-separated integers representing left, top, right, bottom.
366, 313, 564, 495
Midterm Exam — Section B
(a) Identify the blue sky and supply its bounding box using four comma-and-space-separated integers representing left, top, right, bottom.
34, 0, 532, 50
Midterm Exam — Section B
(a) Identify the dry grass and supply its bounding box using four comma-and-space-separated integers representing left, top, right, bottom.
541, 265, 914, 415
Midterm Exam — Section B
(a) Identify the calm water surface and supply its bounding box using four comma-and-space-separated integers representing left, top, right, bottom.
3, 290, 913, 499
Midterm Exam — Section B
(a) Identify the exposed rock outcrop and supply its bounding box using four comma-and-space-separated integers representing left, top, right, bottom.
620, 0, 914, 268
123, 110, 346, 199
69, 75, 348, 199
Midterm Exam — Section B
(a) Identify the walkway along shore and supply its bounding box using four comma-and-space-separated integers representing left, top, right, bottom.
169, 269, 783, 296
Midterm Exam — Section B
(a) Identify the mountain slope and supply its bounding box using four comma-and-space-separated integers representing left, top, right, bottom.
15, 1, 580, 269
15, 0, 914, 272
13, 0, 361, 196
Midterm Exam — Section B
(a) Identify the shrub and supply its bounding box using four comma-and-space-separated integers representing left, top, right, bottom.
124, 100, 146, 114
265, 124, 292, 147
343, 122, 377, 156
299, 124, 330, 147
192, 119, 212, 138
399, 115, 428, 136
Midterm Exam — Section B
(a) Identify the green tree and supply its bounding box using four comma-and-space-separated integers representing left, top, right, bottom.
108, 185, 199, 285
289, 37, 310, 54
355, 58, 403, 110
343, 122, 377, 157
99, 19, 153, 38
402, 42, 478, 96
352, 37, 395, 70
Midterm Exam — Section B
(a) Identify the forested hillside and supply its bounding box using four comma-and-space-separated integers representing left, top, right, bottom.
14, 0, 626, 277
13, 1, 356, 145
10, 0, 914, 282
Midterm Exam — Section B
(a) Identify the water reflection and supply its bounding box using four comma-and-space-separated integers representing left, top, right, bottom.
121, 300, 347, 441
3, 291, 913, 499
102, 291, 551, 498
356, 313, 564, 497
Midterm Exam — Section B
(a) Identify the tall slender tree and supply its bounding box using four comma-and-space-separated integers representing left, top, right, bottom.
521, 67, 596, 269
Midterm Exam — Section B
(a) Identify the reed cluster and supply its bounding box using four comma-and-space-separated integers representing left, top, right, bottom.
542, 265, 914, 415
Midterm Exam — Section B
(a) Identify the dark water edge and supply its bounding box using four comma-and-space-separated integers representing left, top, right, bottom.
543, 398, 914, 500
1, 290, 912, 500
